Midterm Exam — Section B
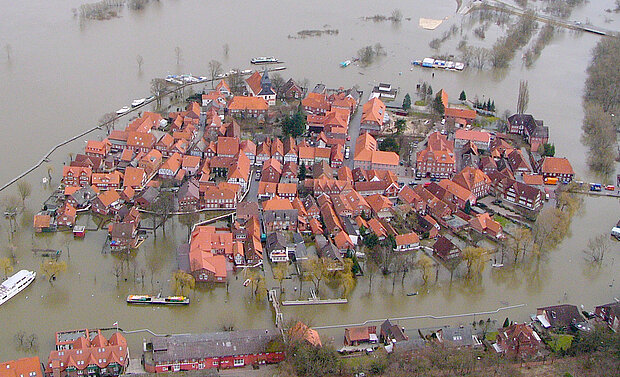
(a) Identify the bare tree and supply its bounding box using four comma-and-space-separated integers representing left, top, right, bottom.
150, 78, 168, 110
99, 112, 116, 134
136, 54, 144, 72
208, 60, 223, 89
391, 9, 403, 22
583, 234, 610, 263
174, 46, 182, 65
17, 181, 32, 207
222, 43, 230, 57
517, 80, 529, 114
471, 47, 490, 69
5, 43, 12, 61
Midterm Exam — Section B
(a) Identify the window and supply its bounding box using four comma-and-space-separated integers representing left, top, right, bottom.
234, 359, 245, 366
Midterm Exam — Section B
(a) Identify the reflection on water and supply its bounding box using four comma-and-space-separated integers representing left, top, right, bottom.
0, 0, 619, 361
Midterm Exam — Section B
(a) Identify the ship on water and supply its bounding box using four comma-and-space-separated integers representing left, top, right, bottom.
0, 270, 36, 306
251, 56, 279, 64
126, 294, 190, 305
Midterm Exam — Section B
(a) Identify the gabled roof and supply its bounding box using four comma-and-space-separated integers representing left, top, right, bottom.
445, 107, 477, 120
540, 157, 574, 176
262, 196, 294, 211
123, 167, 145, 188
454, 129, 491, 143
361, 97, 386, 125
97, 189, 121, 207
395, 232, 419, 246
245, 71, 263, 95
217, 136, 240, 156
228, 96, 269, 111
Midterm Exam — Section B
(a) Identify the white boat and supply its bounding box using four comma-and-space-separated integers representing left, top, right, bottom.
116, 106, 131, 115
241, 69, 253, 74
251, 56, 278, 64
454, 62, 465, 71
340, 60, 351, 67
131, 98, 146, 107
0, 270, 36, 306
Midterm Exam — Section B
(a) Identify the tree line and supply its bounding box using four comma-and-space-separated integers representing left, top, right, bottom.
582, 37, 620, 177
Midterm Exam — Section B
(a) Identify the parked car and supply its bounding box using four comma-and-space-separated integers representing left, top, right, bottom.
590, 183, 602, 192
430, 177, 439, 182
605, 185, 615, 191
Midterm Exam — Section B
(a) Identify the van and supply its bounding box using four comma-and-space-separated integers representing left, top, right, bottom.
544, 177, 558, 185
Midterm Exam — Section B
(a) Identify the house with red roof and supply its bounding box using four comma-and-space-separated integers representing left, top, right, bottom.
228, 96, 269, 118
85, 139, 110, 158
261, 158, 282, 183
187, 226, 231, 282
344, 326, 377, 346
360, 98, 386, 135
139, 149, 163, 175
63, 166, 92, 187
394, 232, 420, 252
46, 332, 129, 377
302, 92, 330, 115
416, 132, 455, 178
538, 157, 574, 182
158, 153, 183, 179
454, 129, 492, 150
353, 133, 399, 171
91, 171, 123, 191
452, 167, 491, 199
1, 357, 43, 377
245, 70, 276, 106
444, 107, 477, 127
469, 213, 504, 239
494, 323, 542, 358
92, 190, 121, 215
123, 167, 146, 189
56, 205, 77, 228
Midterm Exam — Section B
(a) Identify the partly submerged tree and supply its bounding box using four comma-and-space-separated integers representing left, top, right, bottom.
172, 270, 195, 296
40, 259, 67, 285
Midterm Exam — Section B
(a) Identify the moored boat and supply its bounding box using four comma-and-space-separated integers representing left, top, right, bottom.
340, 60, 351, 67
251, 56, 279, 64
116, 106, 130, 115
0, 270, 36, 306
131, 98, 146, 107
126, 294, 189, 305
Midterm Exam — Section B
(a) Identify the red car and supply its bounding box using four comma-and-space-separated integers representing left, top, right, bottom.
605, 185, 615, 191
346, 136, 351, 141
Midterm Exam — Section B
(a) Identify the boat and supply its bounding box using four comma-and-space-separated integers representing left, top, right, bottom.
454, 62, 465, 70
131, 98, 146, 107
271, 66, 286, 71
115, 106, 130, 115
406, 291, 419, 297
251, 56, 279, 64
241, 69, 252, 74
445, 61, 455, 70
340, 60, 351, 68
492, 263, 504, 268
422, 57, 435, 68
126, 294, 189, 305
0, 270, 36, 306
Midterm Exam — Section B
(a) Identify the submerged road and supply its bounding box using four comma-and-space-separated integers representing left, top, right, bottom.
466, 0, 619, 37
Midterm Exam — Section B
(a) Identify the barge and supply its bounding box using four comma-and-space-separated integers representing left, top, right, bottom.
126, 294, 189, 305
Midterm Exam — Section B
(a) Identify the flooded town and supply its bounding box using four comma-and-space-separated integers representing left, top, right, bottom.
0, 0, 619, 376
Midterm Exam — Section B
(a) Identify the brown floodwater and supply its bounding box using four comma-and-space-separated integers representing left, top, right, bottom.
0, 0, 619, 361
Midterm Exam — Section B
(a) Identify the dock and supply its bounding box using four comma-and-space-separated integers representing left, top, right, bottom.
282, 298, 348, 306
